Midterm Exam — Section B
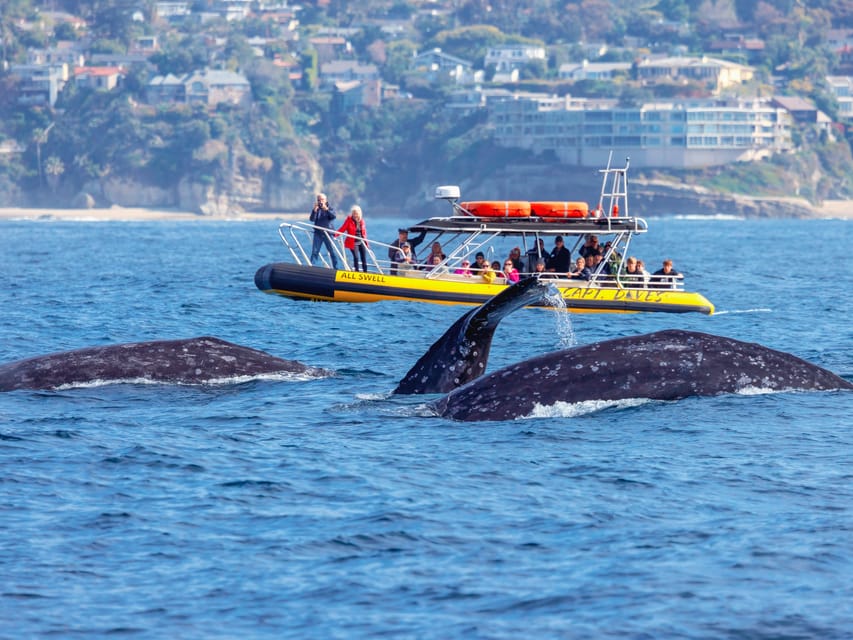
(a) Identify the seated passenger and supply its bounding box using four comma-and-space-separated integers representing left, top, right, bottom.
546, 236, 571, 274
481, 261, 497, 284
569, 257, 591, 281
526, 239, 547, 272
533, 258, 547, 276
590, 253, 610, 276
388, 228, 426, 275
636, 259, 651, 287
454, 259, 473, 276
393, 242, 415, 274
652, 259, 681, 289
471, 252, 488, 274
503, 259, 520, 283
579, 234, 602, 259
427, 253, 448, 274
421, 241, 447, 269
507, 247, 524, 272
622, 256, 642, 286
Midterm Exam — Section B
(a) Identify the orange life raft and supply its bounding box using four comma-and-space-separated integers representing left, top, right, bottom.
461, 201, 531, 218
530, 201, 588, 220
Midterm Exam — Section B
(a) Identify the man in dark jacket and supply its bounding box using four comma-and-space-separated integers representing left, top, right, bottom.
652, 259, 682, 289
309, 193, 339, 269
546, 236, 571, 274
388, 228, 427, 275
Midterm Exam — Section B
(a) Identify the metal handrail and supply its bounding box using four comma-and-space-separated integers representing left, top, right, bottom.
275, 221, 685, 290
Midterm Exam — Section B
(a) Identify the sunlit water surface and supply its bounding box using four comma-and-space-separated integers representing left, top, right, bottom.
1, 216, 852, 638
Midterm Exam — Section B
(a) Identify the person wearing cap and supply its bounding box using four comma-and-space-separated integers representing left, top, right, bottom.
392, 242, 415, 275
309, 193, 339, 269
388, 227, 427, 275
546, 235, 571, 274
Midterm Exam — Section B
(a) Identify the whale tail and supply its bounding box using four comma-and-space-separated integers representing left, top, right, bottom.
394, 277, 556, 394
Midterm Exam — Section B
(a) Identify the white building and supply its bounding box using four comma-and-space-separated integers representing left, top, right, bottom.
489, 93, 793, 168
484, 45, 546, 73
558, 61, 632, 81
827, 76, 853, 123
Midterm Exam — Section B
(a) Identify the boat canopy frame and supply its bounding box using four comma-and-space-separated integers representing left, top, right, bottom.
272, 155, 685, 291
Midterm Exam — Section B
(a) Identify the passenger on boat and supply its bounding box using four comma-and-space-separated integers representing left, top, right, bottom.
503, 260, 520, 283
579, 235, 602, 259
526, 239, 547, 272
652, 259, 681, 289
309, 193, 339, 269
546, 236, 571, 274
388, 228, 427, 275
590, 253, 611, 276
393, 242, 415, 274
507, 247, 524, 272
335, 205, 369, 272
622, 256, 642, 287
472, 252, 488, 274
421, 242, 447, 269
533, 258, 547, 276
427, 253, 449, 274
570, 257, 591, 281
636, 259, 651, 287
454, 260, 472, 276
481, 261, 497, 284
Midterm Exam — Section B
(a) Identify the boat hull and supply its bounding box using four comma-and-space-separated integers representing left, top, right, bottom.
254, 263, 715, 315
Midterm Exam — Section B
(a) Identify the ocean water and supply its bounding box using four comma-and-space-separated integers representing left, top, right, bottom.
1, 215, 852, 639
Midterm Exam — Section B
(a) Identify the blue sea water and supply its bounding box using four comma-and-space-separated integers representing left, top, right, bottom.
1, 215, 852, 639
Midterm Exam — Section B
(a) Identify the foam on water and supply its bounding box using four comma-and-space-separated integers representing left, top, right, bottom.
528, 397, 651, 418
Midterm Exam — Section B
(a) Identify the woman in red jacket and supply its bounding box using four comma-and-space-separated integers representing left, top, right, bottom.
336, 205, 369, 272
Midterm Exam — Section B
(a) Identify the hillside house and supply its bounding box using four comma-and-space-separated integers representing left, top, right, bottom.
9, 63, 68, 106
27, 43, 85, 68
827, 76, 853, 123
558, 61, 631, 81
636, 56, 754, 92
74, 66, 126, 91
146, 69, 252, 107
309, 36, 351, 64
485, 45, 546, 73
411, 48, 482, 85
319, 61, 379, 88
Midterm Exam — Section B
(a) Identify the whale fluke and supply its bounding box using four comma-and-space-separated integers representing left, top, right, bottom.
394, 277, 557, 394
0, 337, 331, 391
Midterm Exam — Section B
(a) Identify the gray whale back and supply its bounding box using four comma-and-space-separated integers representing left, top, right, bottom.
0, 336, 330, 391
432, 329, 853, 421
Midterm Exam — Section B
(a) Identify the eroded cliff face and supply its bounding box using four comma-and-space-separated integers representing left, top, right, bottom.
73, 147, 323, 214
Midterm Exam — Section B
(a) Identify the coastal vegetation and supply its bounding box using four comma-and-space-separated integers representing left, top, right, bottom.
1, 0, 853, 213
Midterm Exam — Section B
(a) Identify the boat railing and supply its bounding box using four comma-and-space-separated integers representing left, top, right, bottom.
276, 221, 685, 290
278, 221, 425, 275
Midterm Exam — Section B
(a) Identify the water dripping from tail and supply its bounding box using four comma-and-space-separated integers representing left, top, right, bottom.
544, 286, 577, 349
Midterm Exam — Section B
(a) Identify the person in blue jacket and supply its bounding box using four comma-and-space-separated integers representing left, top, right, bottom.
309, 193, 339, 269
